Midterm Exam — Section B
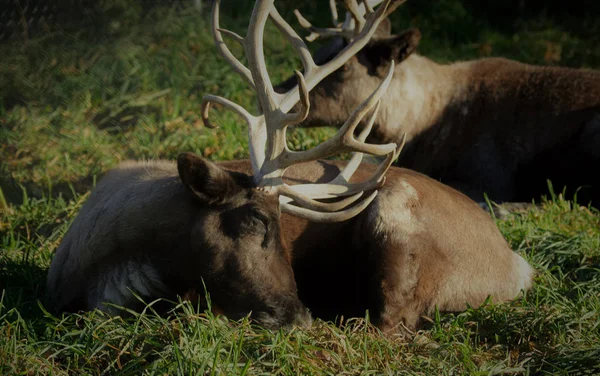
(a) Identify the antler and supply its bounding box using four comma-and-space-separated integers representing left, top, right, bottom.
294, 0, 406, 41
202, 0, 400, 222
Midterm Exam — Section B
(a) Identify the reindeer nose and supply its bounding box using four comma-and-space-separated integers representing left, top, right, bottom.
293, 307, 313, 329
286, 297, 313, 329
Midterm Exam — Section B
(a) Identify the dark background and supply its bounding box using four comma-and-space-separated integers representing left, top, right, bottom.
2, 0, 600, 42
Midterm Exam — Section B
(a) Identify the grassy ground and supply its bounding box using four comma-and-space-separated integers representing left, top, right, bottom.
1, 0, 599, 374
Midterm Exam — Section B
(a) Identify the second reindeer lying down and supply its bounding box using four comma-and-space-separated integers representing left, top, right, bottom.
280, 0, 600, 207
46, 0, 533, 332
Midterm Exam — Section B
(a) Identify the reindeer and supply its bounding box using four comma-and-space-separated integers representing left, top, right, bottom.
277, 0, 600, 208
46, 0, 533, 332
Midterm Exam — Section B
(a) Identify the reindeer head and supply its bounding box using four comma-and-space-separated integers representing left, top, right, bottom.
177, 152, 309, 329
195, 0, 404, 327
275, 0, 420, 131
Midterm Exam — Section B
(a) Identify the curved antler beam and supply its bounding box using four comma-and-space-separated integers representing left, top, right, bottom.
211, 0, 255, 89
281, 190, 379, 222
201, 95, 258, 129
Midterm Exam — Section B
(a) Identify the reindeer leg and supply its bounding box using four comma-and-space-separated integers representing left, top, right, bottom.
359, 194, 433, 334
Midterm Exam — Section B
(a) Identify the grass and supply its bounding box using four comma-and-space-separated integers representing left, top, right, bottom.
1, 0, 600, 374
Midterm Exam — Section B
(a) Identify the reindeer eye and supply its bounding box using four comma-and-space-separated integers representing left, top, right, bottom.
252, 210, 273, 248
242, 209, 269, 235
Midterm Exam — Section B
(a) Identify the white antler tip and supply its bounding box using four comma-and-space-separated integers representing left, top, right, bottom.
293, 9, 312, 28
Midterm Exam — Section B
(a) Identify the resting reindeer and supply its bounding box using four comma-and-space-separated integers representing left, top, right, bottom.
278, 0, 600, 208
46, 0, 533, 332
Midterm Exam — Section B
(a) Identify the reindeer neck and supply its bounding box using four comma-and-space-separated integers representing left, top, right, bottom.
375, 54, 460, 144
377, 55, 499, 174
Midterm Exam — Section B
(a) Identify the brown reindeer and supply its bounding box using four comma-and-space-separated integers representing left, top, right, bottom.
46, 0, 533, 332
277, 0, 600, 207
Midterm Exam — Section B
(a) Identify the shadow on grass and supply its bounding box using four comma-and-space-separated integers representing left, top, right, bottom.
88, 103, 162, 132
0, 259, 48, 320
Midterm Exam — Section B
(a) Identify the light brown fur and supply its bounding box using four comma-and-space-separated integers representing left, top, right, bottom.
295, 163, 534, 331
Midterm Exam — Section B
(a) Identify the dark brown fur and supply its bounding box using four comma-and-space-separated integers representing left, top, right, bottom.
46, 155, 311, 329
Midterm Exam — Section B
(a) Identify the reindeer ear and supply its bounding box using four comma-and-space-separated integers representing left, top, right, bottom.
374, 18, 392, 38
364, 28, 421, 76
177, 152, 246, 204
392, 28, 421, 62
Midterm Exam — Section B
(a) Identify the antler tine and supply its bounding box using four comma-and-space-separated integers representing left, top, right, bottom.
211, 0, 255, 90
330, 0, 341, 26
331, 136, 404, 196
279, 185, 365, 212
298, 0, 395, 93
362, 0, 376, 14
293, 0, 390, 43
201, 95, 258, 129
341, 0, 405, 35
245, 0, 278, 115
383, 0, 407, 18
269, 8, 317, 76
297, 0, 395, 42
343, 0, 366, 34
334, 97, 382, 181
282, 190, 379, 222
340, 0, 385, 33
293, 9, 353, 42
